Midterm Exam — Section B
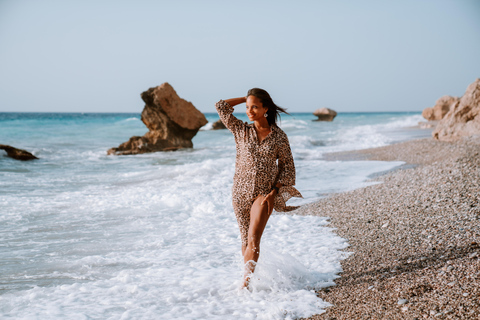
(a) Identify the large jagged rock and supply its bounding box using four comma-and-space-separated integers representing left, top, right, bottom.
422, 95, 459, 121
313, 108, 337, 121
433, 79, 480, 141
108, 83, 207, 155
0, 144, 38, 160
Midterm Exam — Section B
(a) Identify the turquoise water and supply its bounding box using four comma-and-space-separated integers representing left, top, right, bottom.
0, 111, 431, 319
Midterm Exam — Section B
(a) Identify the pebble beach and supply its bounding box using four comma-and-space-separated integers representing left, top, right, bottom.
296, 136, 480, 319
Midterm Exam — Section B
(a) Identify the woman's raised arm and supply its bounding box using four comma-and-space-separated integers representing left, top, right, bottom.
224, 97, 246, 107
215, 97, 246, 133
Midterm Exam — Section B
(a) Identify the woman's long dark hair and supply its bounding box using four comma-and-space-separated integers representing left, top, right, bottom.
247, 88, 289, 125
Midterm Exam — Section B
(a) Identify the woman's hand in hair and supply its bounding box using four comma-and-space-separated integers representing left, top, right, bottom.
224, 97, 247, 107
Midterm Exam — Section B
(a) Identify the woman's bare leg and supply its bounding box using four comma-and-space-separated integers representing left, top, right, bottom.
243, 195, 271, 287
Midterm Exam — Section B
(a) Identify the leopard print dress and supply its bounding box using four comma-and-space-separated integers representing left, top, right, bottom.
216, 100, 302, 246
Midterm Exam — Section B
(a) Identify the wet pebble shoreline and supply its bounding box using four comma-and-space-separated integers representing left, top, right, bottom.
296, 137, 480, 319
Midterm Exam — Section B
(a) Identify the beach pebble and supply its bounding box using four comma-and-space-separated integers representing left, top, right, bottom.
397, 299, 409, 305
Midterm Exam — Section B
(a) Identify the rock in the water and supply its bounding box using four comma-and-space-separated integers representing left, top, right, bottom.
422, 95, 459, 121
313, 108, 337, 121
433, 78, 480, 141
212, 119, 226, 130
0, 144, 38, 161
108, 83, 208, 155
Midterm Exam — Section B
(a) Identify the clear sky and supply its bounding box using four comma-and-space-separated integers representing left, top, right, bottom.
1, 0, 479, 113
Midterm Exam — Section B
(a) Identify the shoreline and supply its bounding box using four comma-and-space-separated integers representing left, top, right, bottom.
294, 137, 480, 319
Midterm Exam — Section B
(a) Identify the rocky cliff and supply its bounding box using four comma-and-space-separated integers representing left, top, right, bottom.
433, 79, 480, 141
422, 95, 459, 121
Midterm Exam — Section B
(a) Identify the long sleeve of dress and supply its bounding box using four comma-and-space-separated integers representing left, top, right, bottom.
276, 133, 295, 187
215, 100, 243, 135
274, 131, 302, 212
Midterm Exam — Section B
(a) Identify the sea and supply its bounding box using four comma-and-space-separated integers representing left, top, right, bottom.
0, 111, 431, 319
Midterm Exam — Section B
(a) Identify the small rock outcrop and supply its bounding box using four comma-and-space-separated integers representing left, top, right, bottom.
212, 119, 226, 130
0, 144, 38, 160
433, 78, 480, 141
422, 95, 459, 121
313, 108, 337, 121
108, 83, 208, 155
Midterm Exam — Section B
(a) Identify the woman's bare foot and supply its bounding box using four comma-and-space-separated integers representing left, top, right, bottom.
242, 260, 256, 289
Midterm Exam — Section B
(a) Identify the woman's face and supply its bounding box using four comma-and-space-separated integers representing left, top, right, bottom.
246, 95, 268, 122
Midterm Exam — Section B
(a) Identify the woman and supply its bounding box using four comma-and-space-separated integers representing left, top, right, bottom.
216, 88, 302, 288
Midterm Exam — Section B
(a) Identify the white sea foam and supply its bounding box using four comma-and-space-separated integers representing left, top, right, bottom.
335, 124, 392, 150
0, 154, 348, 319
0, 112, 431, 319
200, 121, 214, 130
123, 117, 141, 122
277, 118, 309, 130
382, 114, 424, 128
